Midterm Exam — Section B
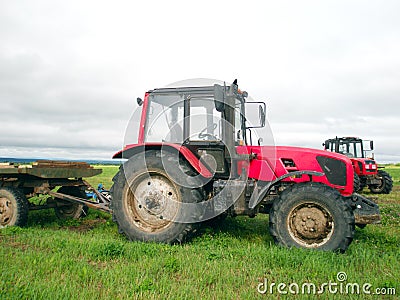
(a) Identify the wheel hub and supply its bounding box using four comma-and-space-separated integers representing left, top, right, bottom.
0, 196, 13, 226
289, 203, 333, 247
143, 191, 166, 215
127, 172, 180, 232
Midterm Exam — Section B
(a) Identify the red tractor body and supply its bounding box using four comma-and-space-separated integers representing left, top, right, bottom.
115, 144, 354, 197
111, 81, 381, 252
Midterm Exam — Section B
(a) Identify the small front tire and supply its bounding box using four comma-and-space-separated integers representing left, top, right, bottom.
269, 183, 355, 252
353, 173, 361, 193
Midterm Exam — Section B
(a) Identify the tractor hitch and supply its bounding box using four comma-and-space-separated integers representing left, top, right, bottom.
351, 193, 381, 225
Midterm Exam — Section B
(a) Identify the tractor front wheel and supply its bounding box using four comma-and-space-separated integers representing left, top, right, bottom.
353, 173, 361, 193
269, 183, 355, 252
368, 170, 393, 194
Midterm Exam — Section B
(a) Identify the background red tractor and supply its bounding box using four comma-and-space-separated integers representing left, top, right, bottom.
323, 137, 393, 194
111, 81, 381, 252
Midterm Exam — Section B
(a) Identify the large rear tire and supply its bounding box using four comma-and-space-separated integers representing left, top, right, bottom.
269, 183, 355, 252
111, 150, 204, 244
368, 170, 393, 194
0, 187, 28, 228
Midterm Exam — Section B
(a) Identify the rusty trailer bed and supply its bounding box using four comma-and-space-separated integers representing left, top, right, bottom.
0, 160, 101, 179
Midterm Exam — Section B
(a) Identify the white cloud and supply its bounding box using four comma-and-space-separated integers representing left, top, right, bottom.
0, 0, 399, 162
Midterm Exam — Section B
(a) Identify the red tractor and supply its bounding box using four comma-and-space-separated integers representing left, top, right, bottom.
323, 137, 393, 194
111, 81, 380, 252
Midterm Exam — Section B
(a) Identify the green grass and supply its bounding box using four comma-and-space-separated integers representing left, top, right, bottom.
1, 165, 399, 299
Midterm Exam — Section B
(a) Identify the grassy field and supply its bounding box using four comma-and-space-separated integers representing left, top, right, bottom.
1, 165, 399, 299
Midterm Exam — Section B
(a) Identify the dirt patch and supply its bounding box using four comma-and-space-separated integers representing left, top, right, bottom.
64, 218, 106, 233
87, 259, 108, 269
0, 235, 30, 251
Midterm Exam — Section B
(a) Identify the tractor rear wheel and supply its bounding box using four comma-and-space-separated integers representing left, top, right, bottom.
54, 186, 88, 220
0, 187, 28, 228
111, 150, 204, 244
368, 170, 393, 194
269, 183, 355, 252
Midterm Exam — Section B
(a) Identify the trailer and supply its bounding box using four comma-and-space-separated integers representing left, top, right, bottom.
0, 160, 111, 228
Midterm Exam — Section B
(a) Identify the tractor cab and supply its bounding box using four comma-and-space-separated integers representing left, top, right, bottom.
137, 82, 266, 178
324, 137, 374, 159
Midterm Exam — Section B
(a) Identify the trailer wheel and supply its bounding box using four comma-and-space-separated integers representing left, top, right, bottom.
54, 186, 88, 220
0, 187, 28, 228
269, 183, 355, 252
368, 170, 393, 194
111, 150, 204, 244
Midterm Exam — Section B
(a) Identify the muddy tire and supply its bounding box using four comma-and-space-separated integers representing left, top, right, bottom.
269, 183, 355, 252
111, 150, 204, 244
359, 176, 367, 192
0, 187, 28, 228
202, 212, 228, 228
54, 186, 88, 220
353, 173, 361, 193
368, 170, 393, 194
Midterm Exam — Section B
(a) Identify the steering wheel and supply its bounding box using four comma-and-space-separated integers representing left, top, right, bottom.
198, 123, 218, 140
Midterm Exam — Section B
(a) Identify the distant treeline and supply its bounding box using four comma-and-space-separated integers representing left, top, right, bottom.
0, 157, 122, 165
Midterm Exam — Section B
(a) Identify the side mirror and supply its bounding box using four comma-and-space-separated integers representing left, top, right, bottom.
245, 102, 267, 129
259, 104, 266, 127
214, 84, 225, 112
370, 140, 374, 150
137, 97, 143, 106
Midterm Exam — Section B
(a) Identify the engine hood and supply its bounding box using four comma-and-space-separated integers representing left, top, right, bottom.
236, 145, 354, 196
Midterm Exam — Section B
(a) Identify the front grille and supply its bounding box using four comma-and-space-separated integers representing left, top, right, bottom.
317, 156, 347, 186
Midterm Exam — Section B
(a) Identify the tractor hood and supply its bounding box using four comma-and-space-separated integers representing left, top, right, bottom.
237, 145, 354, 196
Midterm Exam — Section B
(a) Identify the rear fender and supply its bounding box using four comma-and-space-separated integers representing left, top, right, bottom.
112, 143, 213, 178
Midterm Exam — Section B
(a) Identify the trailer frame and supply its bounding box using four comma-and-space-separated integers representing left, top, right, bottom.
0, 160, 111, 228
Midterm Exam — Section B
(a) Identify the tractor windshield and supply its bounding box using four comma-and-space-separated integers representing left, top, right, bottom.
144, 92, 224, 143
144, 93, 185, 143
338, 140, 364, 158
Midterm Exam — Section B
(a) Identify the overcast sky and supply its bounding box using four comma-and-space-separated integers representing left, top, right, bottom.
1, 1, 399, 162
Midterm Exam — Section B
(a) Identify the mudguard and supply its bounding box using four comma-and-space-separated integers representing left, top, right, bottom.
112, 143, 213, 178
351, 193, 381, 225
